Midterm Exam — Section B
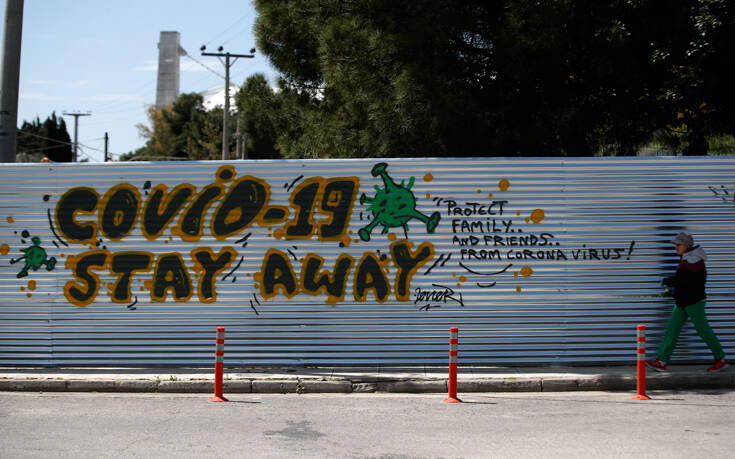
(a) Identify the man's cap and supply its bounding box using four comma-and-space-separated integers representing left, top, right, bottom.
672, 231, 694, 247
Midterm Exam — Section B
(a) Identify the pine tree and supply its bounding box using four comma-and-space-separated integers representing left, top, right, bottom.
17, 112, 73, 162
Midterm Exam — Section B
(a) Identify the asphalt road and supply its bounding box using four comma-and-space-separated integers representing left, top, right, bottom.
2, 390, 734, 458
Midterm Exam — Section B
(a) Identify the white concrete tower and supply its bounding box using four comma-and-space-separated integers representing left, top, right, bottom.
155, 31, 183, 107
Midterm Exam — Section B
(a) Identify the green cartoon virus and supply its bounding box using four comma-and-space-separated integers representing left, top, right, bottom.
13, 236, 56, 278
358, 162, 440, 241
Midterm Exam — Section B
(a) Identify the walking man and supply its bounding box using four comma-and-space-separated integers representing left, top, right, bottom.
647, 231, 728, 372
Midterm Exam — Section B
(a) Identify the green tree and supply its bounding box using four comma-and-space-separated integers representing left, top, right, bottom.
235, 74, 282, 159
651, 0, 735, 155
125, 93, 229, 161
253, 0, 735, 157
16, 112, 73, 162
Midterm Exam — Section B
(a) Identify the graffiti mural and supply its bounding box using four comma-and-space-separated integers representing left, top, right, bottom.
3, 157, 735, 366
0, 161, 642, 311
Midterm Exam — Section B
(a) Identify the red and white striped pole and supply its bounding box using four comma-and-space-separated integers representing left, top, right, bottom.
443, 327, 462, 403
632, 324, 650, 400
209, 327, 228, 402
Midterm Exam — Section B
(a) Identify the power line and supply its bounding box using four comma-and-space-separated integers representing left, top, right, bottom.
84, 100, 146, 116
91, 104, 149, 116
83, 114, 148, 128
18, 128, 127, 161
85, 78, 156, 112
182, 50, 226, 80
17, 143, 71, 156
77, 142, 109, 155
221, 24, 252, 47
203, 11, 253, 49
79, 140, 132, 161
75, 145, 100, 163
186, 68, 230, 95
17, 129, 74, 146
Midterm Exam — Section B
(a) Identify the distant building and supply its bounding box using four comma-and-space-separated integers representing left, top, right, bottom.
156, 31, 184, 107
200, 84, 240, 111
200, 82, 280, 111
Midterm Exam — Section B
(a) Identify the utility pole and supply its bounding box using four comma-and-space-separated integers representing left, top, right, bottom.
200, 46, 254, 161
104, 132, 109, 162
0, 0, 24, 163
62, 111, 90, 162
236, 115, 248, 159
235, 115, 242, 159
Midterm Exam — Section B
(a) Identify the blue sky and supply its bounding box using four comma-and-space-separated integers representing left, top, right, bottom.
2, 0, 279, 162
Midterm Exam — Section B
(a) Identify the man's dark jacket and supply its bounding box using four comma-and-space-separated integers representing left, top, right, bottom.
663, 245, 707, 308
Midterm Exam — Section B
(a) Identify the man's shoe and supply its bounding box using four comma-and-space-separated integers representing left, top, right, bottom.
646, 359, 667, 371
707, 359, 728, 372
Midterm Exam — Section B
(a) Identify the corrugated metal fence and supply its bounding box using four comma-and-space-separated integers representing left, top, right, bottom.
1, 157, 734, 366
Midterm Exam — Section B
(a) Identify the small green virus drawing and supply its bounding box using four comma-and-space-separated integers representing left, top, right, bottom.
12, 236, 56, 278
358, 162, 440, 241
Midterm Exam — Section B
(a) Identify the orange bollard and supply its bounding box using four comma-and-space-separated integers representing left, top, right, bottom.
443, 327, 462, 403
209, 327, 228, 402
632, 324, 650, 400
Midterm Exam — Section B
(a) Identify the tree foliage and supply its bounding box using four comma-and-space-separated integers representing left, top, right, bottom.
235, 74, 282, 159
16, 112, 73, 162
123, 93, 227, 161
252, 0, 735, 157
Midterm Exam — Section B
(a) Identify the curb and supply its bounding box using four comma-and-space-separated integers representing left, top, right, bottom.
377, 380, 446, 393
1, 373, 734, 394
158, 380, 212, 393
66, 380, 158, 392
459, 378, 542, 392
0, 379, 67, 392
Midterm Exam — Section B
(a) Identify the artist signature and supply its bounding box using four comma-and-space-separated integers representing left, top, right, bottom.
414, 284, 464, 311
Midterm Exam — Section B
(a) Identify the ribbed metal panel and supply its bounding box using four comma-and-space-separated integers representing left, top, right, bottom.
1, 157, 734, 366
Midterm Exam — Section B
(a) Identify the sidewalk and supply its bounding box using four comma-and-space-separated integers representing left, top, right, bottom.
1, 364, 733, 394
